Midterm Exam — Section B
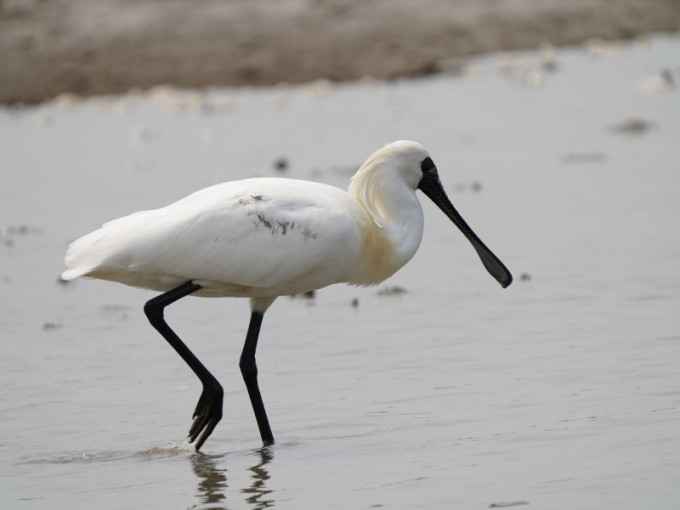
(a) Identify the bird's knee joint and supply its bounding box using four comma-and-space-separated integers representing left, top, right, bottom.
143, 301, 163, 321
239, 358, 258, 378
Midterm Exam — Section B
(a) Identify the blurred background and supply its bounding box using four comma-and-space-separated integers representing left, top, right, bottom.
2, 0, 679, 104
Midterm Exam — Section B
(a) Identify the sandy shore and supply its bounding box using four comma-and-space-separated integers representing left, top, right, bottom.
2, 0, 679, 104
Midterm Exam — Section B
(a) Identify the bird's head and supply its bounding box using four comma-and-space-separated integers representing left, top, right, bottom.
351, 140, 513, 289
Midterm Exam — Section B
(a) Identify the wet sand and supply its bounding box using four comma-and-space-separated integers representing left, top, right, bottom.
2, 0, 680, 104
1, 34, 679, 509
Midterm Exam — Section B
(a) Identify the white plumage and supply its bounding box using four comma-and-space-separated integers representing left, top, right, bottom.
63, 141, 437, 304
64, 179, 371, 296
62, 140, 512, 450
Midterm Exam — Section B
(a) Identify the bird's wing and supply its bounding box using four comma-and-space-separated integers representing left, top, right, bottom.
64, 178, 367, 294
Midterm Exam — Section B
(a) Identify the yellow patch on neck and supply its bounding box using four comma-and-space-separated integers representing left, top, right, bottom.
351, 221, 401, 286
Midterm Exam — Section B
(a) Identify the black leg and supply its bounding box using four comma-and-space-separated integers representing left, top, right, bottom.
240, 311, 274, 445
144, 281, 223, 451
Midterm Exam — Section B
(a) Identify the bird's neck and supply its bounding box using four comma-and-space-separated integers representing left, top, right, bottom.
348, 171, 424, 285
374, 183, 425, 265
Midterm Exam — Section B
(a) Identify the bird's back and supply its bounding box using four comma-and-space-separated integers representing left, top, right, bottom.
63, 178, 368, 297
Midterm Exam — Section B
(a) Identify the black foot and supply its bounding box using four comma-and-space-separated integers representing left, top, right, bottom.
188, 383, 224, 451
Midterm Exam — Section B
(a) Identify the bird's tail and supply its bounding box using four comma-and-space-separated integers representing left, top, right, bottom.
61, 228, 111, 281
61, 208, 166, 282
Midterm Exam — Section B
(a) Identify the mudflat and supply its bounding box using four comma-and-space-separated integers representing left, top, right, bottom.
2, 0, 679, 103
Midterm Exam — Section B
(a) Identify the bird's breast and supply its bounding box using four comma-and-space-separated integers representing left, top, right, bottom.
348, 220, 403, 286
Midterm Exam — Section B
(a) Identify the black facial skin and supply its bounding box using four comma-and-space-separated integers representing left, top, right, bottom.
421, 157, 436, 174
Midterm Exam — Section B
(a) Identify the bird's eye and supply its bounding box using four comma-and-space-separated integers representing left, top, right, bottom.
421, 157, 436, 173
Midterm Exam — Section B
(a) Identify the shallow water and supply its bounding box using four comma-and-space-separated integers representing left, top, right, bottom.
1, 35, 679, 509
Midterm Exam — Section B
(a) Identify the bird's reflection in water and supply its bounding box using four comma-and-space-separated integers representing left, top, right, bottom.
190, 446, 274, 510
241, 447, 274, 509
191, 453, 228, 508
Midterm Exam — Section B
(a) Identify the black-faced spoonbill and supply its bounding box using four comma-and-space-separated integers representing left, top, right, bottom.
62, 140, 512, 450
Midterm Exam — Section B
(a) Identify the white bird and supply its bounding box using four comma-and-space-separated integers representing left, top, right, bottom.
62, 140, 512, 450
